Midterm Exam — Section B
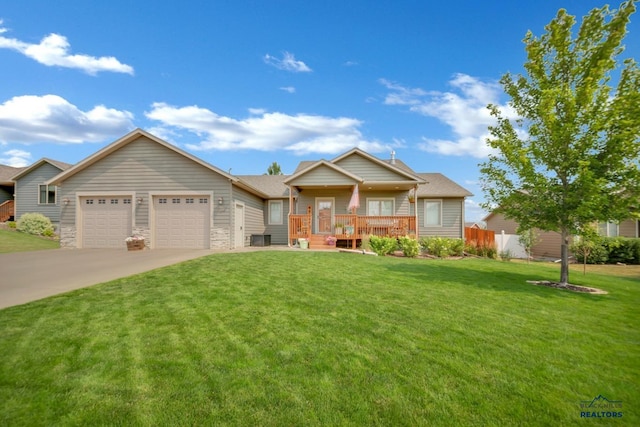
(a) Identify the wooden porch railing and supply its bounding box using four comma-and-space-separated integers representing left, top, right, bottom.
0, 200, 14, 222
289, 214, 416, 241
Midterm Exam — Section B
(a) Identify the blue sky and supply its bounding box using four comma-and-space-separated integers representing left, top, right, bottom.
0, 1, 638, 221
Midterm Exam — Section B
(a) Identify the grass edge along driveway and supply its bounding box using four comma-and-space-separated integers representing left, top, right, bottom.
0, 252, 637, 426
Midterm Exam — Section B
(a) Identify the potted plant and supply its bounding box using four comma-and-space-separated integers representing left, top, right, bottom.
325, 235, 337, 246
335, 223, 344, 235
125, 235, 145, 251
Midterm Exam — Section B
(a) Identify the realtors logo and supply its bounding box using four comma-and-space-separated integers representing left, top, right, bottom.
579, 395, 623, 418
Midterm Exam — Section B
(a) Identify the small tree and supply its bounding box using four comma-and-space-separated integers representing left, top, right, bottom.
570, 226, 600, 275
266, 162, 283, 175
516, 226, 539, 263
481, 1, 640, 285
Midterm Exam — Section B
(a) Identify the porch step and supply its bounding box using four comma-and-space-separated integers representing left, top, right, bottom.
309, 234, 335, 250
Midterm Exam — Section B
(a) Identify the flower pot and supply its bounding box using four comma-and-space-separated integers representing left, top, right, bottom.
299, 238, 308, 249
126, 240, 145, 251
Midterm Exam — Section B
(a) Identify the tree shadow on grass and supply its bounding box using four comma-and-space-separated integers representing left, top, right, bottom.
382, 257, 609, 300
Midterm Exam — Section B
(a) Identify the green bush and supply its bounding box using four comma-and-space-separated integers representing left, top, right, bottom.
398, 235, 420, 258
368, 235, 398, 256
7, 221, 16, 229
571, 237, 640, 265
420, 237, 465, 258
16, 213, 55, 237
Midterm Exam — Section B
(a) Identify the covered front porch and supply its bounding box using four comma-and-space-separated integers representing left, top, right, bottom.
289, 213, 417, 249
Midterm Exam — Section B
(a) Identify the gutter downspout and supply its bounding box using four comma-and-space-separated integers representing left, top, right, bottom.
414, 185, 419, 240
288, 184, 293, 247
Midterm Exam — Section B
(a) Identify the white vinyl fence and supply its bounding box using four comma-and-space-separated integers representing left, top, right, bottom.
495, 231, 528, 259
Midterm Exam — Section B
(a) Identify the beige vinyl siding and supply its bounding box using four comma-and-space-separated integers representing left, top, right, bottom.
619, 219, 638, 238
59, 135, 232, 232
233, 187, 266, 247
418, 198, 464, 238
334, 155, 409, 181
15, 163, 63, 223
288, 165, 357, 186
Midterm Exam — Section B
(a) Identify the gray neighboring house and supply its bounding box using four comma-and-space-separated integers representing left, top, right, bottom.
11, 158, 72, 227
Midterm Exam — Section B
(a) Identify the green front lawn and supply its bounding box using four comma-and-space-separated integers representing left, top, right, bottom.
0, 228, 59, 253
0, 252, 637, 426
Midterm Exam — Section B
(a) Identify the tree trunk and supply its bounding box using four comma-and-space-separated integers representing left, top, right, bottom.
560, 230, 570, 285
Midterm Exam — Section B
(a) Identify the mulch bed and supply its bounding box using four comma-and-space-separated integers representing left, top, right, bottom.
526, 280, 607, 294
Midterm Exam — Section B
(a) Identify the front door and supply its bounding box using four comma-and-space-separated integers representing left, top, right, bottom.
316, 198, 334, 234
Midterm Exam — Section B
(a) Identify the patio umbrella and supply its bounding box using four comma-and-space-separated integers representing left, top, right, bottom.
348, 184, 360, 213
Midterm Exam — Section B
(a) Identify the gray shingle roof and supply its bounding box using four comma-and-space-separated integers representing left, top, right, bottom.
415, 173, 473, 197
0, 164, 26, 184
236, 175, 295, 198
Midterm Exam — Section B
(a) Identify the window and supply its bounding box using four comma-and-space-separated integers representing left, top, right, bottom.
98, 199, 106, 205
367, 199, 394, 216
38, 185, 56, 204
269, 200, 283, 224
186, 198, 194, 204
424, 200, 442, 226
199, 198, 208, 204
110, 199, 118, 204
172, 198, 181, 204
598, 221, 619, 237
123, 199, 131, 204
159, 198, 167, 204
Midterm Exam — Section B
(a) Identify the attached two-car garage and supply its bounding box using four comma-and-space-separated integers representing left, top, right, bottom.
79, 194, 211, 249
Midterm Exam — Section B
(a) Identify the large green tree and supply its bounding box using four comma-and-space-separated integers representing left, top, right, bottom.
481, 1, 640, 285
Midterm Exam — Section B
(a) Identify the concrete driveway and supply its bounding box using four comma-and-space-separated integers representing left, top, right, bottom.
0, 248, 219, 309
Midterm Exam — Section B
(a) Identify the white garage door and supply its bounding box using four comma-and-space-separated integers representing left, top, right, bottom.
81, 196, 132, 248
154, 196, 210, 249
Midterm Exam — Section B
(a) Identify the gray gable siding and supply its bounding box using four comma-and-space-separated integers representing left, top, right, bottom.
59, 136, 232, 231
15, 162, 64, 223
288, 165, 358, 186
418, 198, 465, 238
334, 155, 410, 181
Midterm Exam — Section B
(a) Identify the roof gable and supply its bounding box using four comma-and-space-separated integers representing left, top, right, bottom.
415, 173, 473, 197
11, 158, 72, 181
284, 160, 363, 186
47, 128, 237, 185
333, 150, 422, 182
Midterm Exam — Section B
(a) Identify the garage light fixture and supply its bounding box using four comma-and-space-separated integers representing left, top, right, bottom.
63, 198, 70, 205
218, 197, 223, 205
136, 197, 143, 205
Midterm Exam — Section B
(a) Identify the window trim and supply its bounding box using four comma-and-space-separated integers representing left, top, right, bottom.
268, 200, 283, 225
424, 199, 443, 227
38, 184, 57, 205
366, 198, 395, 216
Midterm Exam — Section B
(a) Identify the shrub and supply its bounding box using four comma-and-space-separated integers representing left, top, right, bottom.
7, 221, 16, 229
603, 237, 639, 265
368, 235, 397, 256
420, 237, 464, 258
16, 213, 55, 237
398, 235, 420, 258
499, 249, 512, 261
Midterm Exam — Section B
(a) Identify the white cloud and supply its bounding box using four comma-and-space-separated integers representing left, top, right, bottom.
381, 74, 515, 158
0, 148, 31, 167
263, 51, 311, 72
279, 86, 296, 93
145, 102, 392, 155
0, 22, 134, 75
0, 94, 135, 144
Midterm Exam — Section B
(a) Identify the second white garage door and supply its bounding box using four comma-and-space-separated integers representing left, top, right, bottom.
154, 196, 210, 249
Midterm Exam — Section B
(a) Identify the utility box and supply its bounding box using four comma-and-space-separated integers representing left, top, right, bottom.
250, 234, 271, 247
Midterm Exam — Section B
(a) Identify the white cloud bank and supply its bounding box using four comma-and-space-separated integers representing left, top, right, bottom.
0, 148, 31, 167
145, 103, 390, 155
380, 74, 515, 158
264, 51, 312, 73
0, 21, 134, 75
0, 94, 134, 144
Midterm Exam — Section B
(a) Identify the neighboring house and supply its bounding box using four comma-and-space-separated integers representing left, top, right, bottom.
11, 158, 72, 227
484, 211, 639, 259
47, 129, 472, 250
0, 164, 25, 221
